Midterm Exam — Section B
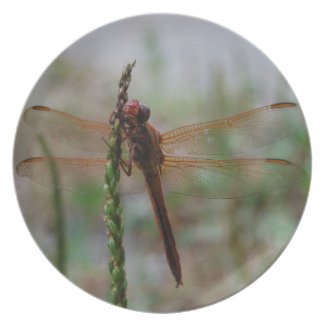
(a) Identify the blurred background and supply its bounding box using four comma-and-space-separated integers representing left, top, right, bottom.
13, 14, 310, 312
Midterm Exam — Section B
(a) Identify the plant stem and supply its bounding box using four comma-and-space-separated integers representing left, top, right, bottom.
103, 61, 136, 307
38, 135, 66, 274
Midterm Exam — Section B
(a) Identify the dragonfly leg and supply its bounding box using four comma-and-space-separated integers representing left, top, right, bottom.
109, 111, 116, 125
102, 134, 126, 151
119, 143, 136, 176
124, 143, 136, 176
101, 136, 111, 149
120, 159, 130, 176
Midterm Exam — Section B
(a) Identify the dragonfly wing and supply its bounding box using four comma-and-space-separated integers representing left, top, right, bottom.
23, 106, 111, 152
16, 157, 145, 196
161, 155, 306, 199
160, 103, 299, 156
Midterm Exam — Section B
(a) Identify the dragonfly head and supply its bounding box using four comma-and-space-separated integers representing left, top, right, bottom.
123, 100, 150, 125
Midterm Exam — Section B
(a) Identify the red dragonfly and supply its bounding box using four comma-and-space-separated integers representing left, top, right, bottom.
16, 101, 305, 287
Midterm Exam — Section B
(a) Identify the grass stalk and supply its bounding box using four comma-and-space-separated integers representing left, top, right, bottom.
38, 135, 66, 274
103, 61, 136, 307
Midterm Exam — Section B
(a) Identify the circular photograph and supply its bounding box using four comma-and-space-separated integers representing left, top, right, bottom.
13, 14, 311, 313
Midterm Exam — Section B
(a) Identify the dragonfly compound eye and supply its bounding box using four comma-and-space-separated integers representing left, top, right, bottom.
138, 104, 151, 124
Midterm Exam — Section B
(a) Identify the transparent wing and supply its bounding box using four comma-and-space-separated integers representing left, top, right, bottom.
23, 106, 111, 152
162, 155, 305, 199
16, 157, 146, 195
160, 103, 299, 156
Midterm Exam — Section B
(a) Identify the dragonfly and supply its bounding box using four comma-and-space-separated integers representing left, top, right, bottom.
16, 100, 305, 287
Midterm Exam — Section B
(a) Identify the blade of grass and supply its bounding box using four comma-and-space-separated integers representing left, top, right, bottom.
38, 135, 66, 274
